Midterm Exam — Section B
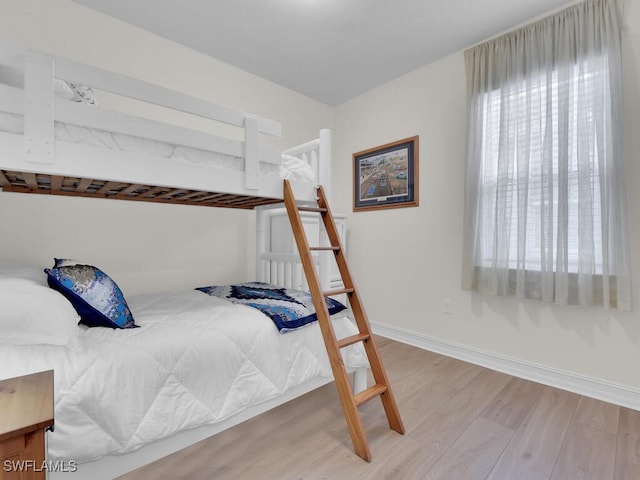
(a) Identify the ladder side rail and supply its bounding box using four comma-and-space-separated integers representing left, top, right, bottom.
318, 218, 332, 292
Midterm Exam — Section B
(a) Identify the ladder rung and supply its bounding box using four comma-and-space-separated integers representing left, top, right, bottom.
337, 332, 370, 349
324, 287, 354, 297
298, 206, 328, 213
354, 384, 388, 407
310, 246, 340, 251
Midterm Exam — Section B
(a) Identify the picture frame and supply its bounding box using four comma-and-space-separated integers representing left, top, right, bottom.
353, 136, 419, 211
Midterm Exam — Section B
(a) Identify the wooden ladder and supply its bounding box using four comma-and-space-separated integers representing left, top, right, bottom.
283, 179, 405, 461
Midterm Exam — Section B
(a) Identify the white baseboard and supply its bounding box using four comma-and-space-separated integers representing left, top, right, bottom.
371, 322, 640, 411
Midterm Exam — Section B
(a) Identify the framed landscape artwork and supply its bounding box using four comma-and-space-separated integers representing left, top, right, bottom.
353, 136, 419, 211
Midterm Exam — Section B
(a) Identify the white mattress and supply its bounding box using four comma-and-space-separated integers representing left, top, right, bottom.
0, 290, 367, 464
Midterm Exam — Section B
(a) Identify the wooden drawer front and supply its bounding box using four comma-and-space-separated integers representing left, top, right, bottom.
0, 431, 46, 480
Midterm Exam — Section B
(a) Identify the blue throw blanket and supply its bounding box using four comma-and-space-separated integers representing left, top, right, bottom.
196, 282, 348, 332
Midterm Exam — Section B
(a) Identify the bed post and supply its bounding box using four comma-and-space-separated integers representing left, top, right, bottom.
23, 52, 55, 165
244, 116, 259, 190
318, 129, 331, 200
255, 206, 269, 283
316, 129, 332, 293
353, 368, 367, 394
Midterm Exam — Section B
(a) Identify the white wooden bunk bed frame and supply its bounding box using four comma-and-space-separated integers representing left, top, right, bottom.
0, 39, 367, 479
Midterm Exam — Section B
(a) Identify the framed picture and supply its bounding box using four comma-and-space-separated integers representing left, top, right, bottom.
353, 136, 419, 211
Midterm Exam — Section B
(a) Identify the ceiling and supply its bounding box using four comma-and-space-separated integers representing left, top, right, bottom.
72, 0, 576, 105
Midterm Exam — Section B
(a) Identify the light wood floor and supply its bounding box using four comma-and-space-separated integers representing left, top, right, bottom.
119, 336, 640, 480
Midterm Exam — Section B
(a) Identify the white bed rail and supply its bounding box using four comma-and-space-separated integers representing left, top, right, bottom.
282, 128, 331, 197
258, 252, 310, 291
0, 42, 281, 136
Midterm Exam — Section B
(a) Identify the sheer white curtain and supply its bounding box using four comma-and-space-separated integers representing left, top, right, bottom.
462, 0, 631, 310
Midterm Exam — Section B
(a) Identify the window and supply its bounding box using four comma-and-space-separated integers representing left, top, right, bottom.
477, 63, 604, 274
462, 0, 631, 309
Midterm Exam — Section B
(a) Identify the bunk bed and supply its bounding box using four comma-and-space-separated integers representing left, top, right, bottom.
0, 39, 368, 479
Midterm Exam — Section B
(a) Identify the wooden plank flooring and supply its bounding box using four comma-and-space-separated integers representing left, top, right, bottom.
118, 337, 640, 480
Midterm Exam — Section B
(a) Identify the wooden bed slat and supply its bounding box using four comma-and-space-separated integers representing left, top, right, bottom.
50, 175, 63, 193
179, 191, 209, 201
0, 170, 282, 210
76, 178, 94, 193
158, 189, 188, 200
96, 181, 121, 196
142, 186, 171, 198
113, 183, 145, 198
194, 192, 228, 203
24, 173, 38, 191
0, 170, 9, 188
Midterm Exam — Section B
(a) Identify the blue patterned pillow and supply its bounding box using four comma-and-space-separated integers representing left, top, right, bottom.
45, 259, 137, 329
197, 282, 348, 332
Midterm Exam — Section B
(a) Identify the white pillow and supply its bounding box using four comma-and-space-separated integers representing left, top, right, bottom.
0, 278, 80, 348
53, 78, 76, 100
280, 154, 316, 183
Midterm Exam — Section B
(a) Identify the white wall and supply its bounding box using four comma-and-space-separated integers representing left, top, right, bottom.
0, 0, 333, 294
333, 0, 640, 391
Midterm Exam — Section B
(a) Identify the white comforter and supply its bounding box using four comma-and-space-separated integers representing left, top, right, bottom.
0, 291, 367, 463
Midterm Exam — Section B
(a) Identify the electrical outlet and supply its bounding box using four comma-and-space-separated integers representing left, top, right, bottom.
443, 299, 452, 315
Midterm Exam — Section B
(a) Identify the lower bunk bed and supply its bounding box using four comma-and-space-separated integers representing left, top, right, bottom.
0, 262, 369, 479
